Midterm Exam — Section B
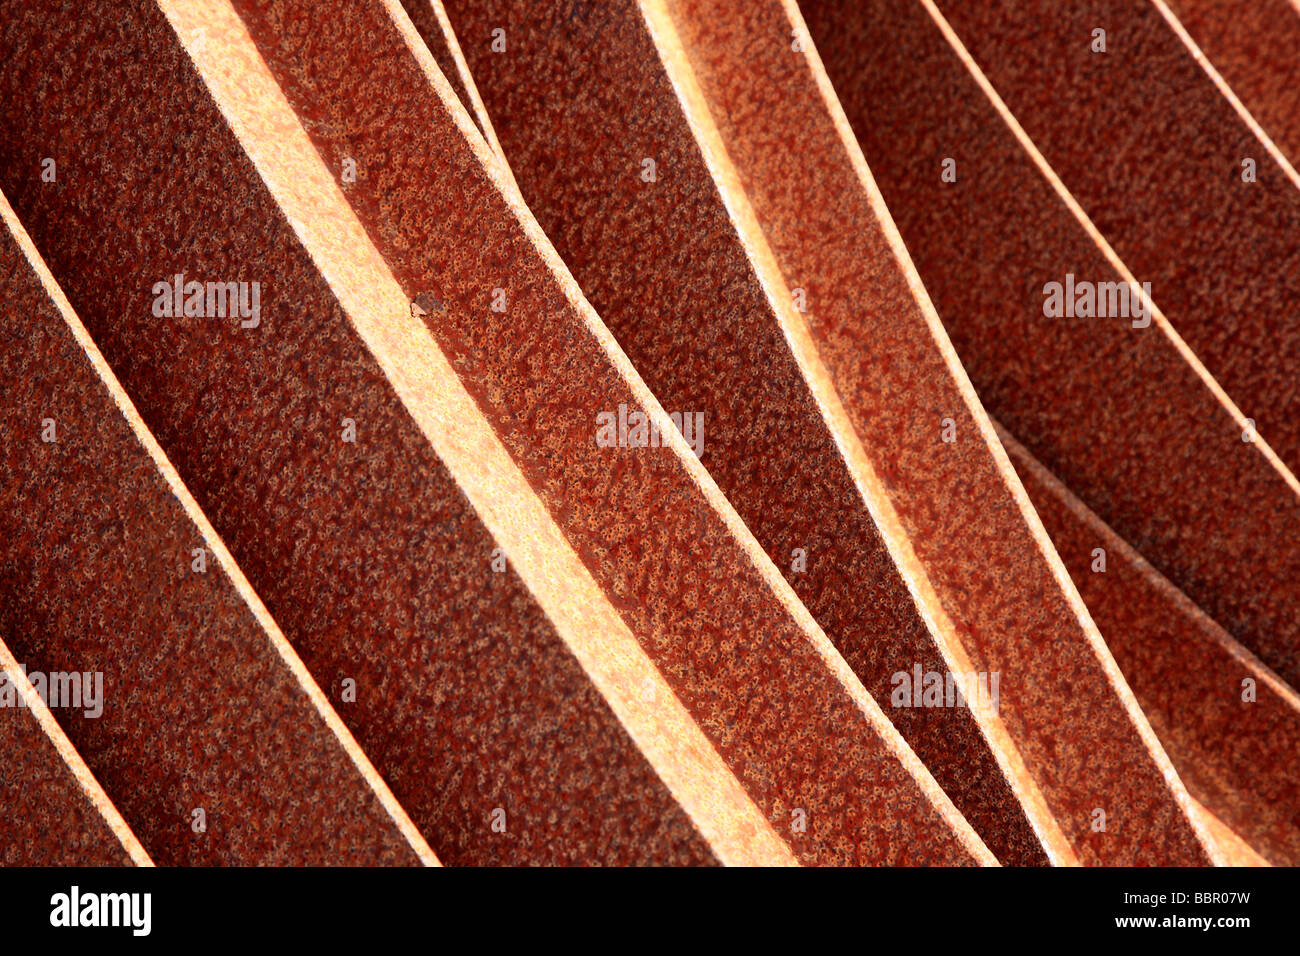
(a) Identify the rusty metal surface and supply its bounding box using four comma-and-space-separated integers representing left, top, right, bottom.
2, 0, 1282, 868
1161, 0, 1300, 169
799, 0, 1300, 695
0, 187, 429, 866
930, 0, 1300, 472
0, 640, 139, 866
169, 0, 804, 868
0, 713, 130, 866
0, 0, 773, 866
398, 0, 481, 133
436, 0, 1046, 866
1001, 424, 1300, 867
396, 0, 512, 168
215, 0, 994, 865
1189, 800, 1269, 868
439, 0, 1222, 864
649, 0, 1221, 866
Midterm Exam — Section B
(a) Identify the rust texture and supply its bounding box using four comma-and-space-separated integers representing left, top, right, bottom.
224, 0, 992, 865
933, 0, 1300, 484
1161, 0, 1300, 168
397, 0, 482, 133
0, 0, 734, 866
1002, 425, 1300, 867
0, 684, 133, 866
799, 0, 1300, 693
437, 0, 1047, 866
657, 0, 1219, 865
0, 189, 426, 865
1189, 800, 1268, 868
396, 0, 512, 166
2, 0, 1286, 868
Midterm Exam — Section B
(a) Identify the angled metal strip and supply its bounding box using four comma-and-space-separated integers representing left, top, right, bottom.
0, 637, 150, 866
219, 0, 994, 864
396, 0, 517, 181
799, 0, 1300, 695
0, 186, 435, 866
443, 0, 1223, 864
1000, 423, 1300, 867
166, 0, 797, 867
0, 0, 784, 866
649, 0, 1227, 866
1153, 0, 1300, 188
